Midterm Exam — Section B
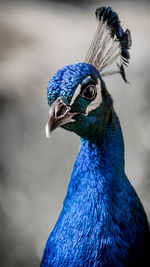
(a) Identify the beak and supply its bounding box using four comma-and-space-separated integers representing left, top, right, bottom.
45, 97, 77, 138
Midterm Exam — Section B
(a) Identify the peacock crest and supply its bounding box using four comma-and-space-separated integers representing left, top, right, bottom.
85, 6, 132, 83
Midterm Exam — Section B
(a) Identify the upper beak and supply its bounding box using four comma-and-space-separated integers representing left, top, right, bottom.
45, 97, 77, 138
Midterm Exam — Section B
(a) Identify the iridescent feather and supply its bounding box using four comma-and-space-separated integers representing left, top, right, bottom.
85, 6, 132, 83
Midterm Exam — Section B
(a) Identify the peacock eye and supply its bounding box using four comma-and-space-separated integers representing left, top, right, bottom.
81, 85, 97, 100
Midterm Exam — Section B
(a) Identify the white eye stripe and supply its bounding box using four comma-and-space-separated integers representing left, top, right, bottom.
70, 76, 92, 106
70, 84, 81, 106
85, 79, 102, 114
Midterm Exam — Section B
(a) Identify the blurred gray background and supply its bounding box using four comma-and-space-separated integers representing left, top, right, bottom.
0, 0, 150, 266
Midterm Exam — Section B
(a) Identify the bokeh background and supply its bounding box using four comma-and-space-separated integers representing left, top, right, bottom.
0, 0, 150, 266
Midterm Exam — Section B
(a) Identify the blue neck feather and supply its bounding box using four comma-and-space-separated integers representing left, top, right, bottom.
66, 111, 124, 200
41, 111, 149, 267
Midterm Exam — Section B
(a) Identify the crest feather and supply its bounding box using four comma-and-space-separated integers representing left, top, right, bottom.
85, 6, 132, 83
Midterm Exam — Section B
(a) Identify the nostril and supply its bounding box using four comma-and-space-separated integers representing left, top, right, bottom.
55, 104, 68, 118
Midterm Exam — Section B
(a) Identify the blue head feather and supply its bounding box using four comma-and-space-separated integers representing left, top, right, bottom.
47, 63, 100, 106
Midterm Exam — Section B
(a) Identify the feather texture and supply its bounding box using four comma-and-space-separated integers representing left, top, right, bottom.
85, 6, 132, 83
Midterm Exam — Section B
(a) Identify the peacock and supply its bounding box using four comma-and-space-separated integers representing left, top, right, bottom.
41, 6, 150, 267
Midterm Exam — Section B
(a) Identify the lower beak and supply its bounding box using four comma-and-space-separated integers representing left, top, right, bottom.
45, 97, 77, 138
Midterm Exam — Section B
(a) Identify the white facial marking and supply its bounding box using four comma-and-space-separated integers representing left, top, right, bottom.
70, 84, 81, 106
49, 107, 53, 116
85, 79, 102, 114
70, 76, 93, 106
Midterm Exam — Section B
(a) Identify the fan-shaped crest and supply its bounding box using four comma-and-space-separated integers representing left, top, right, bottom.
85, 6, 132, 83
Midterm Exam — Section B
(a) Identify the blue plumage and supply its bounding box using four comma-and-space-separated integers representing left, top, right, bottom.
41, 6, 150, 267
47, 63, 100, 107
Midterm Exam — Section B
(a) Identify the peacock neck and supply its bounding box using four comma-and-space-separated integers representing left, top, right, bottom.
67, 110, 125, 197
82, 111, 125, 176
42, 109, 150, 267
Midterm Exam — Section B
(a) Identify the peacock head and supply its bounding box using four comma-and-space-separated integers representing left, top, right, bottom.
45, 6, 131, 140
45, 63, 113, 140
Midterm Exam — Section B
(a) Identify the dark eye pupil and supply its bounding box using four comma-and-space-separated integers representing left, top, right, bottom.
83, 86, 96, 99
